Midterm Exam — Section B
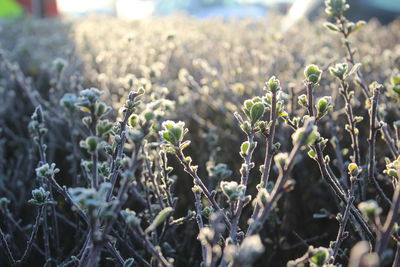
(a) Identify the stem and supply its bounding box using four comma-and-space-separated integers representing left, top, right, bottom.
136, 228, 172, 267
194, 191, 208, 266
92, 151, 99, 190
338, 16, 398, 158
331, 181, 355, 263
393, 243, 400, 267
43, 207, 51, 263
247, 120, 313, 236
375, 185, 400, 257
305, 81, 375, 242
177, 150, 232, 230
229, 132, 255, 243
250, 90, 278, 224
338, 80, 363, 198
368, 85, 392, 206
105, 242, 124, 266
0, 227, 16, 265
106, 109, 132, 201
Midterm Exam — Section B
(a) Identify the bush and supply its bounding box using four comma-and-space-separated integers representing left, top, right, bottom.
0, 0, 399, 266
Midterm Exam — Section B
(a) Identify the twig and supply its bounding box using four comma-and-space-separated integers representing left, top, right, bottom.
0, 227, 16, 265
331, 180, 355, 263
176, 150, 232, 230
16, 206, 44, 264
229, 131, 255, 243
246, 119, 314, 236
250, 89, 278, 225
375, 185, 400, 257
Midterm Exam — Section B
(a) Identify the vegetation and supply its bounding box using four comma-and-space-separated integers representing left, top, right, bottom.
0, 0, 399, 266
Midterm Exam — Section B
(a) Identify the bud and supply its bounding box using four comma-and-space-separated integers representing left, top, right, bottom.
60, 93, 77, 113
274, 153, 288, 171
241, 141, 250, 156
121, 209, 141, 227
308, 246, 331, 266
329, 63, 348, 80
298, 94, 308, 107
237, 235, 265, 264
159, 120, 186, 147
304, 64, 322, 84
84, 136, 100, 153
325, 0, 350, 18
264, 76, 281, 92
220, 181, 246, 202
348, 163, 359, 176
358, 200, 382, 221
316, 96, 333, 119
53, 58, 67, 73
29, 187, 51, 206
291, 123, 319, 147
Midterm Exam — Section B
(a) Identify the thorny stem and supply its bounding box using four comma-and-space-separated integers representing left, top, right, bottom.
177, 150, 232, 230
250, 89, 278, 224
368, 85, 392, 206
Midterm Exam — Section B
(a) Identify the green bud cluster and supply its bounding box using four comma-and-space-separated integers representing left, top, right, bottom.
304, 65, 322, 85
358, 200, 382, 221
220, 181, 246, 202
243, 97, 265, 125
159, 120, 187, 147
29, 187, 52, 206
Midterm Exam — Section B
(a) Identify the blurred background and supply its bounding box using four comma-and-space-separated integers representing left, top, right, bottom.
1, 0, 400, 23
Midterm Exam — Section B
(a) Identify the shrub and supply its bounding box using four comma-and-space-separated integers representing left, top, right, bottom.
0, 0, 399, 266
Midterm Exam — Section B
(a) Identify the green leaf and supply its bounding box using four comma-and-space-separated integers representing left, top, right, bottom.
124, 258, 135, 267
350, 20, 366, 34
250, 103, 265, 124
162, 131, 177, 145
348, 63, 362, 77
145, 207, 174, 233
241, 141, 250, 155
323, 22, 339, 32
308, 149, 316, 159
391, 77, 400, 86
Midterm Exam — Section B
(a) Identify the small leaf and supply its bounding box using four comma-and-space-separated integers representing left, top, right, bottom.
348, 63, 362, 77
124, 258, 135, 267
350, 20, 366, 34
324, 22, 340, 32
250, 103, 265, 124
241, 141, 250, 155
145, 207, 174, 233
